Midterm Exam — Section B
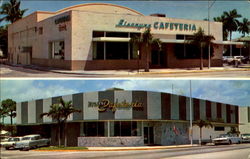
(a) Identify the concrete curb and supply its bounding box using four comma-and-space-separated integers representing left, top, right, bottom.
2, 63, 250, 76
138, 68, 250, 75
33, 144, 199, 152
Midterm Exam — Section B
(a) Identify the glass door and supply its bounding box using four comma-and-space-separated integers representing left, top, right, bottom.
144, 127, 154, 145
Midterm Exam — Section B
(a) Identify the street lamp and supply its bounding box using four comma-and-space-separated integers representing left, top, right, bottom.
137, 50, 140, 73
208, 0, 216, 69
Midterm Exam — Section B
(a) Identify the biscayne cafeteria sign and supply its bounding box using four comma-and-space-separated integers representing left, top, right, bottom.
116, 19, 197, 31
88, 99, 143, 113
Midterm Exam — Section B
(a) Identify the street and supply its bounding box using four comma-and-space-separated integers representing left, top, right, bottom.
1, 64, 250, 78
1, 144, 250, 159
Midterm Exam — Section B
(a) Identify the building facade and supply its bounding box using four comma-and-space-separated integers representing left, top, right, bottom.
16, 89, 240, 146
8, 3, 230, 70
239, 106, 250, 134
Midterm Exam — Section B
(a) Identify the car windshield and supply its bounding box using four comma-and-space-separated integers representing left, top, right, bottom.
22, 137, 31, 140
242, 134, 250, 137
219, 134, 229, 138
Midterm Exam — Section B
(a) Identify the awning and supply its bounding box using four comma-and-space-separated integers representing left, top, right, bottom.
212, 40, 244, 45
160, 39, 185, 43
92, 37, 130, 42
92, 37, 245, 46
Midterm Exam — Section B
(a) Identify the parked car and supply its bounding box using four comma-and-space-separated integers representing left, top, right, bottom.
223, 56, 243, 65
1, 137, 23, 150
212, 134, 242, 145
241, 133, 250, 143
15, 134, 50, 150
242, 56, 250, 64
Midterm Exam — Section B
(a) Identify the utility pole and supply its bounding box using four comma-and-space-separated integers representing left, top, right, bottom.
189, 80, 193, 145
208, 0, 216, 69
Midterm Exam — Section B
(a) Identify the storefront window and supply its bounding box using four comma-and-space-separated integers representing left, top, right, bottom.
92, 31, 140, 60
130, 43, 139, 60
113, 121, 140, 136
106, 42, 128, 60
174, 44, 213, 59
49, 41, 64, 60
106, 32, 128, 37
93, 42, 104, 60
83, 122, 104, 137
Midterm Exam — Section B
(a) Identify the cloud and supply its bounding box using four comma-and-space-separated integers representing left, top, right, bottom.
1, 80, 249, 107
110, 80, 250, 106
0, 80, 78, 103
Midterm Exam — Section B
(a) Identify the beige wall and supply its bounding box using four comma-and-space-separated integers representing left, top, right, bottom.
71, 10, 222, 61
239, 107, 250, 134
192, 125, 233, 141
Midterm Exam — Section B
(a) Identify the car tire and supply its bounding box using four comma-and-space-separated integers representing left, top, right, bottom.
5, 147, 9, 150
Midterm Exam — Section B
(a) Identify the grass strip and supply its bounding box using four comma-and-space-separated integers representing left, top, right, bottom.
36, 146, 88, 150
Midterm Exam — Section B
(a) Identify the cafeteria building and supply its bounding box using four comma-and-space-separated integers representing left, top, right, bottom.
16, 89, 242, 146
7, 3, 243, 70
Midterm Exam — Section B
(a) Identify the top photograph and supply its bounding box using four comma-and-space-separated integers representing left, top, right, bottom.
0, 0, 249, 78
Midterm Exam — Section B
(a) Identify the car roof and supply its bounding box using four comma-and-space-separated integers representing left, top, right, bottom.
23, 134, 40, 137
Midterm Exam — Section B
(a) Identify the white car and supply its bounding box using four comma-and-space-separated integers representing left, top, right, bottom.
212, 134, 242, 145
241, 134, 250, 143
1, 137, 23, 150
15, 134, 50, 150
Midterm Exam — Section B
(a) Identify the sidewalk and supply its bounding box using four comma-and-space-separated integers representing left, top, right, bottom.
86, 144, 199, 151
5, 63, 250, 76
34, 144, 200, 152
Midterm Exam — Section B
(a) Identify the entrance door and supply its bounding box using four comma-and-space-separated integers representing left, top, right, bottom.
144, 127, 154, 145
150, 45, 167, 68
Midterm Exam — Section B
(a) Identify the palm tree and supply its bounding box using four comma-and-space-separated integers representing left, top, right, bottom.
0, 26, 8, 57
188, 27, 215, 70
213, 15, 229, 41
223, 9, 242, 41
0, 0, 28, 23
59, 98, 81, 147
130, 28, 161, 72
238, 18, 250, 37
40, 98, 81, 147
0, 107, 8, 124
193, 120, 213, 145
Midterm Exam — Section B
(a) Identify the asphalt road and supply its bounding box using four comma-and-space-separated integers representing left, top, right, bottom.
1, 64, 250, 78
1, 144, 250, 159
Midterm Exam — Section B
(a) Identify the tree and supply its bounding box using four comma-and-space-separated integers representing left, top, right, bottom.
40, 98, 81, 147
227, 127, 240, 136
1, 99, 16, 126
130, 28, 161, 72
213, 15, 229, 41
188, 27, 215, 70
238, 18, 250, 37
0, 0, 28, 23
0, 107, 8, 124
0, 26, 8, 57
193, 120, 213, 145
223, 9, 242, 41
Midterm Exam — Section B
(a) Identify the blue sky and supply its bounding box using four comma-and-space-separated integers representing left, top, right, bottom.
0, 0, 250, 39
1, 79, 250, 106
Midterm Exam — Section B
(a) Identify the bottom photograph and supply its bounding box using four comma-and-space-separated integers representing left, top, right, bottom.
0, 80, 250, 158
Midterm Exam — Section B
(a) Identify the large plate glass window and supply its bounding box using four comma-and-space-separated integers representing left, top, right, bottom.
49, 41, 64, 60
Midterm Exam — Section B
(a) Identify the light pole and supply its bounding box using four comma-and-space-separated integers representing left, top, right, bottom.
208, 0, 216, 69
189, 80, 193, 145
137, 50, 140, 73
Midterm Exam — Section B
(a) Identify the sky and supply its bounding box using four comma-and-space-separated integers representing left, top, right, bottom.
1, 79, 250, 106
0, 0, 249, 39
